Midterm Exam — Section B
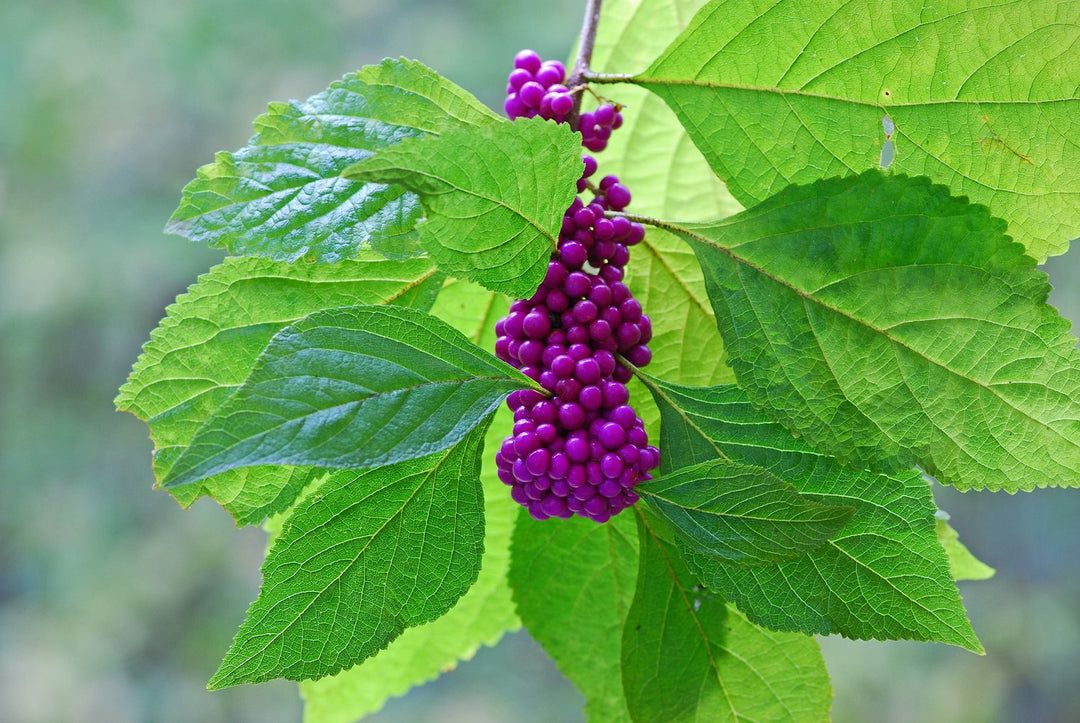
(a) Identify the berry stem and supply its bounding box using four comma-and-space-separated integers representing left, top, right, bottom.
567, 0, 605, 124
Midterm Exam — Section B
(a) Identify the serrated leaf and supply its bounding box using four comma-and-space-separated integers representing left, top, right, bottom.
638, 458, 853, 566
642, 374, 982, 651
622, 511, 832, 723
300, 406, 520, 722
299, 279, 517, 723
167, 58, 500, 261
162, 304, 538, 488
631, 0, 1080, 260
666, 171, 1080, 492
936, 514, 995, 582
509, 510, 637, 723
344, 118, 582, 298
115, 254, 441, 522
208, 422, 490, 688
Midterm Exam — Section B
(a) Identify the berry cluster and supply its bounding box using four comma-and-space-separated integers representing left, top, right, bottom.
496, 50, 658, 523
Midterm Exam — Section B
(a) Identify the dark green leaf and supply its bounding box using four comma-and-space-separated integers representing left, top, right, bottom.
167, 58, 500, 261
622, 511, 832, 722
162, 304, 538, 488
639, 458, 853, 566
345, 118, 582, 297
300, 406, 520, 722
114, 254, 441, 522
642, 374, 982, 651
633, 0, 1080, 260
208, 422, 490, 688
664, 172, 1080, 492
510, 511, 638, 722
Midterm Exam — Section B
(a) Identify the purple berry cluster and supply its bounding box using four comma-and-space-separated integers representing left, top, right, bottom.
504, 50, 574, 122
494, 50, 659, 523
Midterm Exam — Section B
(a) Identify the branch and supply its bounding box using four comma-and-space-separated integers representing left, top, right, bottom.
567, 0, 604, 125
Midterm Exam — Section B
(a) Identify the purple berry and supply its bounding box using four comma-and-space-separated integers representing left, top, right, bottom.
514, 49, 543, 73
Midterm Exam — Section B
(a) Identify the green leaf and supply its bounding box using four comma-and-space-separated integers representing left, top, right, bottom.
936, 512, 995, 582
664, 171, 1080, 492
630, 0, 1080, 260
299, 277, 516, 722
590, 0, 741, 436
638, 458, 853, 566
344, 117, 582, 298
115, 254, 441, 523
300, 406, 520, 722
622, 511, 832, 723
167, 58, 500, 261
509, 510, 638, 723
588, 0, 741, 223
642, 374, 982, 651
208, 421, 491, 688
162, 304, 537, 488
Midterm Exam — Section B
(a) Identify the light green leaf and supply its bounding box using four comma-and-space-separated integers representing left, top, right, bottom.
299, 277, 516, 723
588, 0, 741, 223
167, 58, 500, 261
345, 118, 582, 298
622, 511, 832, 723
162, 304, 537, 488
936, 513, 995, 582
642, 375, 982, 651
590, 0, 741, 439
664, 171, 1080, 492
628, 0, 1080, 260
509, 511, 638, 723
115, 254, 441, 523
639, 458, 853, 566
300, 406, 520, 722
208, 422, 490, 688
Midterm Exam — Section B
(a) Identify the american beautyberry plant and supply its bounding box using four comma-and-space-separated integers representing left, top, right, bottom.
117, 0, 1080, 720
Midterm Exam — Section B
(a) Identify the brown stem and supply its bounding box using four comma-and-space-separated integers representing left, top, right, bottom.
567, 0, 604, 126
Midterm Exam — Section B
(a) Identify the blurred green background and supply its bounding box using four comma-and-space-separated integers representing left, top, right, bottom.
1, 2, 1077, 722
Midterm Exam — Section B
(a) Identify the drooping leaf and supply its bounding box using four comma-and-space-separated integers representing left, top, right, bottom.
167, 58, 500, 261
299, 278, 516, 723
622, 511, 832, 723
664, 171, 1080, 492
115, 254, 441, 522
300, 407, 520, 722
510, 510, 638, 723
629, 0, 1080, 260
936, 512, 996, 582
642, 374, 982, 651
208, 421, 490, 688
344, 118, 582, 298
162, 304, 538, 488
638, 458, 853, 566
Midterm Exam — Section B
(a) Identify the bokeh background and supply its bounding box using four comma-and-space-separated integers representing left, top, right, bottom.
1, 2, 1077, 721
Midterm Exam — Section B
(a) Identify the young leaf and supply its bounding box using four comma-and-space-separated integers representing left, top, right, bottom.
664, 171, 1080, 492
208, 421, 490, 688
509, 510, 638, 723
300, 407, 521, 723
936, 513, 996, 582
167, 58, 500, 262
162, 304, 538, 488
622, 511, 832, 723
630, 0, 1080, 260
115, 254, 441, 522
642, 375, 982, 651
344, 117, 582, 298
638, 458, 853, 566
